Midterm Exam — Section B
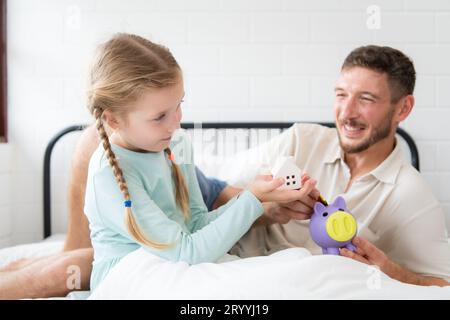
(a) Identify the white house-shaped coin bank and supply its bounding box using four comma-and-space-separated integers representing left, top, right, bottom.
270, 156, 302, 190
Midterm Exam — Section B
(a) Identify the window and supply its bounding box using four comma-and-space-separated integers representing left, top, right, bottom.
0, 0, 6, 142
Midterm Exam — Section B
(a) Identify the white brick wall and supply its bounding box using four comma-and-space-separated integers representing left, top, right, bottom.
0, 144, 12, 247
4, 0, 450, 247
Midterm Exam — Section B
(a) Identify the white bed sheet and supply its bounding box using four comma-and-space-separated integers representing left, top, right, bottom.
2, 236, 450, 300
90, 247, 450, 300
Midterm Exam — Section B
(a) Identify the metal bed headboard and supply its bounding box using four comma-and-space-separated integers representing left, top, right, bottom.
43, 122, 420, 239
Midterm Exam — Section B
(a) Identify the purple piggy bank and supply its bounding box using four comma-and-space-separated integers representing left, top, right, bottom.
310, 196, 357, 255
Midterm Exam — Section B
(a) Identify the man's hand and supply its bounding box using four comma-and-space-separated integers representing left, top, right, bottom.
340, 236, 392, 272
340, 236, 450, 287
260, 174, 320, 224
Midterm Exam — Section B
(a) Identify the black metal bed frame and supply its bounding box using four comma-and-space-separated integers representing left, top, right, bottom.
43, 122, 420, 239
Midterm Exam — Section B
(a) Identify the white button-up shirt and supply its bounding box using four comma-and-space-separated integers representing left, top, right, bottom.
227, 123, 450, 280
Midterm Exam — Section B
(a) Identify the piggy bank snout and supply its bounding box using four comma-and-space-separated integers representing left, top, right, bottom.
325, 211, 357, 242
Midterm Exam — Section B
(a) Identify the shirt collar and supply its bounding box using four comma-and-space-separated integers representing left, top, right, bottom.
323, 135, 342, 164
369, 140, 405, 184
324, 137, 406, 185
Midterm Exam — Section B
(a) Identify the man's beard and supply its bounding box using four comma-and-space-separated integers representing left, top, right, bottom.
337, 108, 395, 154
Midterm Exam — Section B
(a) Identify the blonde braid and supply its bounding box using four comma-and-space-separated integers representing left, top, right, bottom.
164, 148, 190, 219
93, 107, 170, 249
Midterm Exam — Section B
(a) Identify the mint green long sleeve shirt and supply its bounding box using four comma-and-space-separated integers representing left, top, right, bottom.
84, 130, 264, 290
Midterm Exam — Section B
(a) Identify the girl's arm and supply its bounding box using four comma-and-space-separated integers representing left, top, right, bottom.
179, 133, 250, 232
184, 162, 243, 233
93, 167, 264, 265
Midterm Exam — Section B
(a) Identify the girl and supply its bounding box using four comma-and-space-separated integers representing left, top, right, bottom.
84, 33, 311, 290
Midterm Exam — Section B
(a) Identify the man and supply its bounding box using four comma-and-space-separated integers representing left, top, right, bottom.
228, 45, 450, 286
1, 45, 448, 299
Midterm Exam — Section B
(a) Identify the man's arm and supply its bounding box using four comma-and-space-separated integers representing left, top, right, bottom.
212, 187, 304, 226
211, 185, 241, 210
341, 236, 450, 287
195, 167, 320, 225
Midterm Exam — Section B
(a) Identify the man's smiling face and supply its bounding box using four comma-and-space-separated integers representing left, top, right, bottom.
334, 66, 397, 154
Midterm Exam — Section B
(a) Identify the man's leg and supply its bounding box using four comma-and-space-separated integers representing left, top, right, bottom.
0, 256, 47, 272
0, 125, 99, 299
64, 124, 99, 251
0, 248, 93, 299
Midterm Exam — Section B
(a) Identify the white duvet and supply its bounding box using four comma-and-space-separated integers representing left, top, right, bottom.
89, 247, 450, 300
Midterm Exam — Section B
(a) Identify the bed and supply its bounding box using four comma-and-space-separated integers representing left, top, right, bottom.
5, 122, 449, 300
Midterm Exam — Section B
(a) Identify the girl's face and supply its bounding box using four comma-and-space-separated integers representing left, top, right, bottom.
109, 80, 185, 153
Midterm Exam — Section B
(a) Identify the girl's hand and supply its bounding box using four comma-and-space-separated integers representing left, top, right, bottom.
261, 174, 320, 224
248, 174, 317, 204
